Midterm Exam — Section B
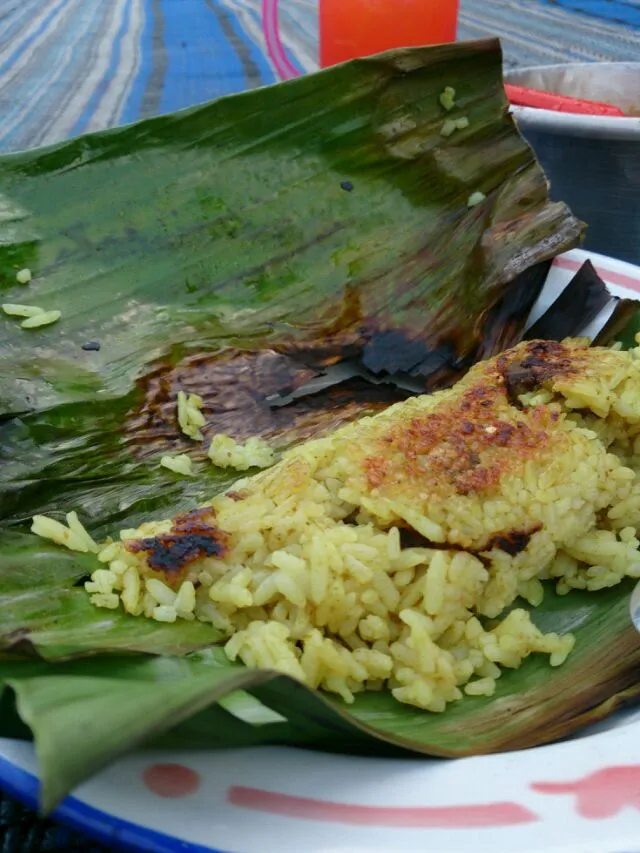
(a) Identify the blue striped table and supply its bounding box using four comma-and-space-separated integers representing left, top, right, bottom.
0, 0, 639, 153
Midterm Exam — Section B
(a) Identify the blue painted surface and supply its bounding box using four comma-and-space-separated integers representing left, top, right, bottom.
120, 0, 155, 125
540, 0, 640, 29
72, 2, 134, 137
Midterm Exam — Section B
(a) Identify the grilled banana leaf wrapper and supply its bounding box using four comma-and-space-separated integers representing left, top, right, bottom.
0, 38, 638, 812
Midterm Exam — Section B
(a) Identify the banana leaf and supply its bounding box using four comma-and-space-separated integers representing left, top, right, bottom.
0, 38, 639, 813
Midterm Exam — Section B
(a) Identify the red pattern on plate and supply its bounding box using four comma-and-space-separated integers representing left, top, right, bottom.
552, 256, 640, 294
227, 785, 539, 827
143, 763, 202, 798
532, 765, 640, 818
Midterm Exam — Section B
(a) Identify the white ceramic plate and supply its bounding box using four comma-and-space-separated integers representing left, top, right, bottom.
1, 247, 639, 853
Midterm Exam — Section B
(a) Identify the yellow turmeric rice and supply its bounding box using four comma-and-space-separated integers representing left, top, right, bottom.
35, 338, 640, 711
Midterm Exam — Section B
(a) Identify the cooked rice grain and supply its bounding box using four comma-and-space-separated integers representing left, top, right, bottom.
37, 338, 640, 712
2, 303, 44, 318
160, 453, 194, 476
32, 512, 98, 553
20, 310, 61, 329
439, 86, 456, 111
208, 433, 275, 470
177, 391, 206, 441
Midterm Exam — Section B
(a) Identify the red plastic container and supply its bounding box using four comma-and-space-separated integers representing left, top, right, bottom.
319, 0, 459, 68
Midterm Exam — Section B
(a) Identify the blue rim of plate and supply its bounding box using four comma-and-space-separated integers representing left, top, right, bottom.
0, 755, 228, 853
2, 749, 640, 853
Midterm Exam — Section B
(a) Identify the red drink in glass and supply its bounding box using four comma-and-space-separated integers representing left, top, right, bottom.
320, 0, 459, 68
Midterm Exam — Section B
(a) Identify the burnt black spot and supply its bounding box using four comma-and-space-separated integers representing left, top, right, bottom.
397, 523, 542, 559
398, 527, 432, 549
500, 363, 541, 407
484, 524, 542, 556
494, 423, 516, 445
499, 341, 573, 408
131, 534, 226, 573
340, 181, 354, 192
127, 508, 229, 574
81, 341, 101, 352
520, 341, 567, 368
